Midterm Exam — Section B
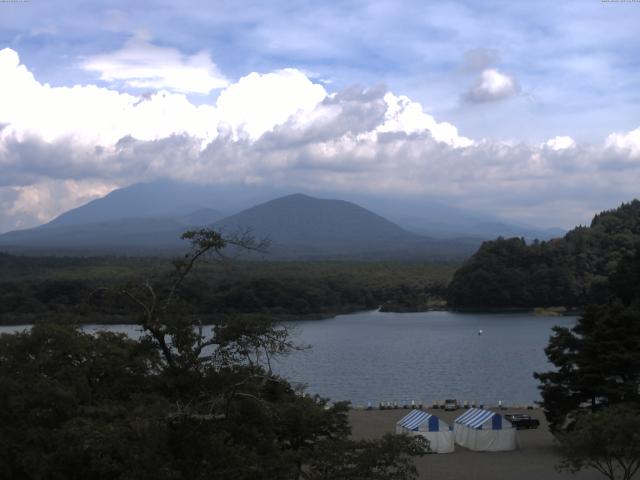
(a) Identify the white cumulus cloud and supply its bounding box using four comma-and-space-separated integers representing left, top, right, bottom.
0, 48, 639, 232
82, 36, 229, 94
215, 69, 327, 140
544, 136, 576, 151
605, 127, 640, 159
464, 68, 519, 103
0, 48, 220, 146
379, 92, 474, 148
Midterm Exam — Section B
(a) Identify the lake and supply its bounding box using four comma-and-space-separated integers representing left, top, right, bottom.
0, 310, 574, 406
275, 310, 575, 406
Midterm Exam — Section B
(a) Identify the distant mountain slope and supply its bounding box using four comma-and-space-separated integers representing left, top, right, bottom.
0, 218, 187, 254
0, 178, 563, 259
447, 200, 640, 308
45, 180, 225, 228
0, 192, 479, 259
15, 179, 562, 241
364, 197, 565, 241
0, 210, 224, 255
42, 180, 293, 230
215, 193, 414, 245
213, 194, 477, 260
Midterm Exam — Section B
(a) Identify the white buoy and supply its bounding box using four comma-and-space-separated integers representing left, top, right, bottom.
478, 329, 483, 335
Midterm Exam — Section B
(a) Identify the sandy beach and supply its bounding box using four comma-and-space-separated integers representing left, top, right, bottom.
349, 408, 601, 480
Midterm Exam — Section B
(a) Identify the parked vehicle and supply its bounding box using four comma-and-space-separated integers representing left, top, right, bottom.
444, 399, 459, 411
504, 413, 540, 429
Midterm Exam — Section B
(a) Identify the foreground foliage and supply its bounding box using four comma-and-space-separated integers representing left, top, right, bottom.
557, 406, 640, 480
0, 229, 428, 480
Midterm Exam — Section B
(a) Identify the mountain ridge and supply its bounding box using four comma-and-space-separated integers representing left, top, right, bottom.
0, 180, 568, 260
12, 180, 563, 240
0, 191, 477, 259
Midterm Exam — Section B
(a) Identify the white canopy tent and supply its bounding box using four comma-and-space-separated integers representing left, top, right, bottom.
453, 408, 516, 452
396, 409, 454, 453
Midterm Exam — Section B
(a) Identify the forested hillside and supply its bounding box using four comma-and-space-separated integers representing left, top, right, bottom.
0, 255, 455, 325
447, 200, 640, 308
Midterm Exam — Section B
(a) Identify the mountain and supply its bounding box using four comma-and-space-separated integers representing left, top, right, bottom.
350, 195, 565, 241
0, 192, 478, 259
45, 180, 234, 228
391, 216, 564, 241
177, 208, 223, 227
215, 193, 413, 246
213, 193, 476, 259
0, 218, 190, 255
0, 208, 224, 255
21, 179, 562, 240
447, 200, 640, 308
0, 179, 565, 258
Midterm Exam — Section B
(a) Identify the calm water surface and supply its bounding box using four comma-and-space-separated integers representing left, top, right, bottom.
0, 310, 574, 406
275, 310, 575, 406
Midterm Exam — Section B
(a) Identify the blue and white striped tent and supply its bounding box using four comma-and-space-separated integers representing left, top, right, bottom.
396, 410, 454, 453
453, 408, 516, 451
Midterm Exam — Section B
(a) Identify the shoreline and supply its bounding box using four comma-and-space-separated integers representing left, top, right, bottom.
0, 305, 581, 327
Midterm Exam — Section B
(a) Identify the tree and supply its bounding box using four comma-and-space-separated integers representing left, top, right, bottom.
534, 247, 640, 432
557, 406, 640, 480
306, 434, 428, 480
120, 227, 273, 372
448, 200, 640, 309
0, 323, 168, 480
0, 228, 428, 480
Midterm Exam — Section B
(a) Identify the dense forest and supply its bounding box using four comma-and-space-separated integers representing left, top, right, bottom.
448, 200, 640, 309
0, 253, 454, 325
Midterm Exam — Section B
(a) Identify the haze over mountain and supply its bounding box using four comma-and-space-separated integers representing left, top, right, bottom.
11, 180, 562, 236
0, 189, 469, 259
0, 180, 565, 259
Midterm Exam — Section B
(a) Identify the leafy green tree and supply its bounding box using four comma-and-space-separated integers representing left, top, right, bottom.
0, 228, 428, 480
306, 434, 428, 480
557, 406, 640, 480
535, 302, 640, 431
0, 324, 168, 480
535, 247, 640, 432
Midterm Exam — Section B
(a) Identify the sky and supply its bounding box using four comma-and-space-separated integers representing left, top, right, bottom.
0, 0, 639, 233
